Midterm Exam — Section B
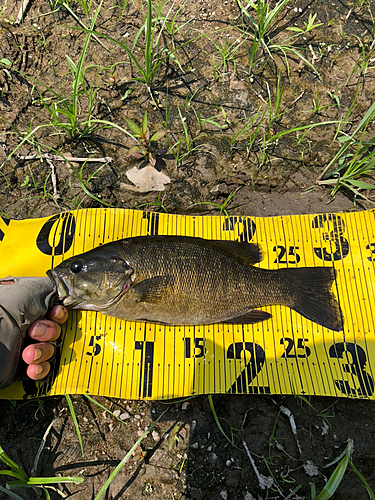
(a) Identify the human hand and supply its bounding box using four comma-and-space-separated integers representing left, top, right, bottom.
22, 305, 68, 381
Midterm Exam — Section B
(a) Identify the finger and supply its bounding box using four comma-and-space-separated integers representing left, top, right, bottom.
22, 342, 55, 365
26, 362, 50, 381
46, 305, 68, 324
28, 320, 61, 342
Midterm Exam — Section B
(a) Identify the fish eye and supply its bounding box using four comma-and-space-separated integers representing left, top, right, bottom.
71, 262, 83, 273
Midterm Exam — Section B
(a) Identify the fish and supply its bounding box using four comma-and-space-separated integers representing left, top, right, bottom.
47, 236, 343, 331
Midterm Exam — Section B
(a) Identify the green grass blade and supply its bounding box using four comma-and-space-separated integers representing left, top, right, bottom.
349, 461, 375, 500
0, 485, 24, 500
7, 476, 84, 488
32, 419, 58, 476
93, 409, 168, 500
0, 447, 28, 481
144, 0, 152, 85
347, 179, 375, 190
43, 486, 51, 500
208, 396, 237, 448
314, 440, 352, 500
269, 121, 339, 142
65, 395, 84, 457
141, 111, 148, 136
0, 471, 22, 478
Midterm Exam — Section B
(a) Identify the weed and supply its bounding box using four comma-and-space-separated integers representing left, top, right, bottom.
311, 87, 330, 115
327, 86, 340, 109
0, 425, 83, 499
89, 0, 189, 98
126, 111, 167, 166
237, 0, 321, 77
188, 187, 241, 217
169, 423, 181, 450
207, 395, 241, 449
311, 439, 375, 500
27, 5, 102, 141
65, 395, 84, 457
138, 192, 169, 212
346, 35, 375, 86
93, 409, 168, 500
0, 58, 12, 79
317, 100, 375, 201
209, 35, 244, 81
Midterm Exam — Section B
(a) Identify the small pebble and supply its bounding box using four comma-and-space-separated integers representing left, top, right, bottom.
113, 410, 121, 418
181, 402, 190, 410
120, 412, 130, 420
191, 442, 199, 449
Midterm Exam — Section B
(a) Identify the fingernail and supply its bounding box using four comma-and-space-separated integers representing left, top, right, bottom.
55, 307, 67, 320
33, 323, 48, 339
33, 348, 42, 361
35, 365, 43, 375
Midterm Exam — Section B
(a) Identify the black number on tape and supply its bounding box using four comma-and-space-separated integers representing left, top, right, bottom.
329, 342, 374, 397
86, 336, 102, 356
312, 214, 349, 261
135, 340, 154, 398
273, 245, 301, 264
142, 212, 159, 236
226, 342, 269, 394
366, 243, 375, 261
0, 217, 10, 242
36, 213, 76, 255
184, 338, 206, 358
222, 216, 256, 242
281, 337, 311, 358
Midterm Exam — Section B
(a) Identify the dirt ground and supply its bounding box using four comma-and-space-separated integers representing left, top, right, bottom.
1, 0, 375, 498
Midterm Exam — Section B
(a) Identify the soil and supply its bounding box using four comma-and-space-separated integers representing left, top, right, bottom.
0, 0, 375, 499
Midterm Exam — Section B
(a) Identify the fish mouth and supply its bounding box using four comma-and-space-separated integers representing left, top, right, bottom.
47, 269, 83, 308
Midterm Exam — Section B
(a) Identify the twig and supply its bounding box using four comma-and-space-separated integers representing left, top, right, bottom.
19, 154, 113, 163
308, 44, 318, 63
280, 405, 302, 457
242, 440, 273, 490
15, 0, 30, 24
45, 158, 60, 200
291, 91, 305, 106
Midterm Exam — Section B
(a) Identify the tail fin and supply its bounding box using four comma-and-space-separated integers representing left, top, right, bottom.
287, 267, 343, 331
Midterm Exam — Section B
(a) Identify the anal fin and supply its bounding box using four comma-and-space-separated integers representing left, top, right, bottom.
222, 309, 272, 325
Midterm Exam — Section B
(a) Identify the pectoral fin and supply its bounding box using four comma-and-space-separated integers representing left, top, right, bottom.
131, 276, 172, 303
223, 309, 272, 325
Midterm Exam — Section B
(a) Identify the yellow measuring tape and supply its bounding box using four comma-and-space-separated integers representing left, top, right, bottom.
0, 208, 374, 400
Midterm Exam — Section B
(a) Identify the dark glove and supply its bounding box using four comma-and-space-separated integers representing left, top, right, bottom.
0, 276, 56, 389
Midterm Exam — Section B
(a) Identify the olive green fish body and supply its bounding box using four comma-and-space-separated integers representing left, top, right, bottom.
49, 236, 343, 331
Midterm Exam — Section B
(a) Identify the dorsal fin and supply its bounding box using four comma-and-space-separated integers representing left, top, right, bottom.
209, 240, 262, 266
125, 236, 262, 267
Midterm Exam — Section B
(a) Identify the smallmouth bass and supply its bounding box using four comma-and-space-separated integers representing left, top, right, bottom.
48, 236, 343, 331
